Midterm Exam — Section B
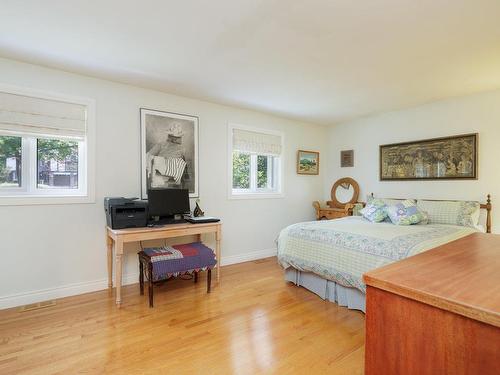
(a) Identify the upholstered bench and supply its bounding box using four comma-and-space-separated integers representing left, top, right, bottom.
138, 242, 217, 307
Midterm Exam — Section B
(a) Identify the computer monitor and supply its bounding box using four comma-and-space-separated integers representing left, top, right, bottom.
147, 188, 190, 219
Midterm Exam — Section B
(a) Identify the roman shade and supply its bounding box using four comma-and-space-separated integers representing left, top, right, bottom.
232, 128, 282, 156
0, 91, 87, 139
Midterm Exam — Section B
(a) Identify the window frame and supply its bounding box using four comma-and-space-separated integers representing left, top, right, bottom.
0, 84, 95, 206
228, 123, 284, 200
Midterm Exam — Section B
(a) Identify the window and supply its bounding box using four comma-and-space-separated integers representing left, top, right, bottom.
229, 124, 283, 198
0, 87, 94, 204
0, 135, 22, 188
37, 138, 79, 190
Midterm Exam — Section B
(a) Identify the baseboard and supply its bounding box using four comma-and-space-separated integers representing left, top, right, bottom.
0, 247, 277, 310
0, 272, 140, 310
220, 248, 277, 266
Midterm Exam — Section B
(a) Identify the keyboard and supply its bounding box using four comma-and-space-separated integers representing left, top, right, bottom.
185, 216, 220, 224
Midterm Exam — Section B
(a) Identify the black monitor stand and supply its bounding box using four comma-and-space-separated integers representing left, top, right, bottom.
149, 214, 186, 226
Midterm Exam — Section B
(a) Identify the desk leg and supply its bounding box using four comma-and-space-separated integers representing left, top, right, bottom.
106, 236, 113, 288
115, 239, 124, 306
216, 227, 221, 283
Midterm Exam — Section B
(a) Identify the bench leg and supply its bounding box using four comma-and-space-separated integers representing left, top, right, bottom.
207, 269, 211, 293
194, 271, 199, 283
139, 259, 144, 295
148, 263, 154, 308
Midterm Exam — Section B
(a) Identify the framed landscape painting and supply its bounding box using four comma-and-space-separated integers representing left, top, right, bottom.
297, 150, 319, 175
380, 133, 477, 181
140, 108, 199, 199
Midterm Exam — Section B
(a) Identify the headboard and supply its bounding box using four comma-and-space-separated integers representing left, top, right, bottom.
365, 194, 492, 233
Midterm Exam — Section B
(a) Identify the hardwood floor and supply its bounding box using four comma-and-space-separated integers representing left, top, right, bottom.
0, 257, 365, 375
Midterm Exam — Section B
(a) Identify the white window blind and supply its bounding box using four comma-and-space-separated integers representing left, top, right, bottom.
232, 128, 282, 156
0, 91, 87, 139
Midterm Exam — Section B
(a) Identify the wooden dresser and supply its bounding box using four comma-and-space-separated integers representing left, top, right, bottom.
313, 201, 354, 220
363, 233, 500, 375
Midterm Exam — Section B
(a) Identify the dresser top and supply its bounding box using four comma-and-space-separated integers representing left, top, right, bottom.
363, 232, 500, 327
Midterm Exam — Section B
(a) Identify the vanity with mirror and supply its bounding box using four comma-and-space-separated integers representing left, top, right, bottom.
313, 177, 360, 220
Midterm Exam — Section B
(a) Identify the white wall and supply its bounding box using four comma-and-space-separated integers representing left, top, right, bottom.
0, 58, 327, 308
325, 89, 500, 233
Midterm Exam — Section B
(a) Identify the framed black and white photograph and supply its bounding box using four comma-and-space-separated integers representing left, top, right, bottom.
140, 108, 199, 199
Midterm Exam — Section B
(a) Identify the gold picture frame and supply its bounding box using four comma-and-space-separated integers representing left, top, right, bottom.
297, 150, 319, 175
380, 133, 478, 181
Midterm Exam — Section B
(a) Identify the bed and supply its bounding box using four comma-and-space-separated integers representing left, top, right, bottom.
277, 197, 492, 312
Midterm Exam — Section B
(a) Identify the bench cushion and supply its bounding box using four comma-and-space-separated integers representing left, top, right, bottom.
140, 242, 216, 281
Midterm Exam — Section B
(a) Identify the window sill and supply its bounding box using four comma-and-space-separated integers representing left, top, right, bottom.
228, 192, 284, 200
0, 194, 95, 206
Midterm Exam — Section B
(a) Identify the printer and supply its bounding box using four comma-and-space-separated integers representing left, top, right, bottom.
104, 197, 149, 229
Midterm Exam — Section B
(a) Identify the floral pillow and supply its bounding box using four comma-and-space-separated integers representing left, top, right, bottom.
360, 199, 388, 222
386, 199, 427, 225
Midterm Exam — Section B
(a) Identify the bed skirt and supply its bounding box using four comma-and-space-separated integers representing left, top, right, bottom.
284, 268, 366, 313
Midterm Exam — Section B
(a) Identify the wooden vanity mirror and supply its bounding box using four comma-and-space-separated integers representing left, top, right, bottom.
313, 177, 360, 220
329, 177, 359, 209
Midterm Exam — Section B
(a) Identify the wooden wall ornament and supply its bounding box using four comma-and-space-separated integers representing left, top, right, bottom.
341, 150, 354, 167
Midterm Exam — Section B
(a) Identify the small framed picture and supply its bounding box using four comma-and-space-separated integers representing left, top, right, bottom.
341, 150, 354, 167
297, 150, 319, 175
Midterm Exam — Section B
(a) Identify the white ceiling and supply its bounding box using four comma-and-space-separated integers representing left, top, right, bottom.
1, 0, 500, 125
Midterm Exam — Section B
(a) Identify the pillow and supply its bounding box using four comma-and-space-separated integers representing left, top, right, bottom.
416, 200, 480, 228
367, 196, 405, 207
386, 199, 428, 225
417, 210, 429, 225
360, 199, 388, 222
382, 214, 429, 224
352, 203, 364, 216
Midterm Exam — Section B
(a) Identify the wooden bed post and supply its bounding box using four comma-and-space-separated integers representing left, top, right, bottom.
485, 194, 492, 234
479, 194, 492, 233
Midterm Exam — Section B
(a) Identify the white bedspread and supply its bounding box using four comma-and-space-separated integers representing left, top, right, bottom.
277, 216, 476, 293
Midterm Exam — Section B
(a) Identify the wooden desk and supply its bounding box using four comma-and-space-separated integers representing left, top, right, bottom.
363, 232, 500, 375
106, 222, 222, 306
